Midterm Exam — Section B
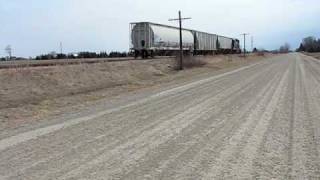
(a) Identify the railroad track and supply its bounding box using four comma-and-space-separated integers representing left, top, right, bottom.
0, 56, 174, 69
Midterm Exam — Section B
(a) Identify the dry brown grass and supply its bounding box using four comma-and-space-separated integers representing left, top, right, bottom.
173, 55, 207, 69
0, 59, 174, 109
304, 52, 320, 60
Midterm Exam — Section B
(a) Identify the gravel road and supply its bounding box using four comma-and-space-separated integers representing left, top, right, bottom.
0, 53, 319, 179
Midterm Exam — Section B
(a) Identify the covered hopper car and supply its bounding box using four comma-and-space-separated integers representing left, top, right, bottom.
130, 22, 240, 58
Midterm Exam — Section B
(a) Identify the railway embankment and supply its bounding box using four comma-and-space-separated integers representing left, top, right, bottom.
0, 54, 272, 129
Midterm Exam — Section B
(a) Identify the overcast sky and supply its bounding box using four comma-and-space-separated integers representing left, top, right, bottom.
1, 0, 319, 57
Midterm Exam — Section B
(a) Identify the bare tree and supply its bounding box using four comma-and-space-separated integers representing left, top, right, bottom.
279, 43, 290, 53
5, 45, 12, 60
302, 36, 318, 52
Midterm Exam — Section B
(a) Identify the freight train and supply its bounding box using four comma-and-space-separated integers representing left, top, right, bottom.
130, 22, 241, 58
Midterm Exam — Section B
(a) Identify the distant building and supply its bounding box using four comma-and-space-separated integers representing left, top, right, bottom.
49, 51, 58, 59
68, 53, 79, 58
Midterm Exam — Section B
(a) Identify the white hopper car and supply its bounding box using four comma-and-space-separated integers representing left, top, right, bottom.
130, 22, 240, 58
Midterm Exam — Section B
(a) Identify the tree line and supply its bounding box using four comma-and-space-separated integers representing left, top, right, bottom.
35, 51, 129, 60
296, 36, 320, 52
279, 43, 291, 53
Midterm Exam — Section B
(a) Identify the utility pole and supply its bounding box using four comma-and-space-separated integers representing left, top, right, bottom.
60, 42, 63, 54
240, 33, 249, 57
251, 36, 254, 52
169, 11, 191, 70
5, 45, 12, 60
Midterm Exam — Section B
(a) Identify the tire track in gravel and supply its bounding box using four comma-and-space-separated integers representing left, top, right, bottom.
232, 61, 289, 179
288, 55, 320, 179
303, 57, 320, 159
117, 61, 283, 180
252, 56, 296, 179
203, 59, 289, 179
296, 57, 320, 179
147, 64, 283, 180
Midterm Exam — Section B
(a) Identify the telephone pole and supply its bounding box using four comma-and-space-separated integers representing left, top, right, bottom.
169, 11, 191, 70
251, 36, 254, 52
60, 42, 63, 54
240, 33, 249, 57
5, 45, 12, 60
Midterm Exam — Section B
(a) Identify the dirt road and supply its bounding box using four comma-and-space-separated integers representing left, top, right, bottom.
0, 53, 319, 179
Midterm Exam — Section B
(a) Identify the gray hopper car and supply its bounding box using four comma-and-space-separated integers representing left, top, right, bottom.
193, 31, 218, 55
130, 22, 240, 58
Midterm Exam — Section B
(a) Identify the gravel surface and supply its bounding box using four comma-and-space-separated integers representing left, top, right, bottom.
0, 53, 319, 179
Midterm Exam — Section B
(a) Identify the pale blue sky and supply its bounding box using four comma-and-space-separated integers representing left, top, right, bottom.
1, 0, 319, 57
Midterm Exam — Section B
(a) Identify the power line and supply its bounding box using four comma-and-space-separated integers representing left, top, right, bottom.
169, 11, 191, 70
